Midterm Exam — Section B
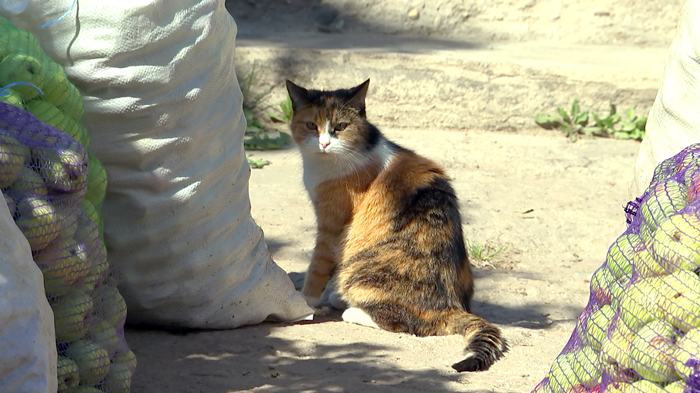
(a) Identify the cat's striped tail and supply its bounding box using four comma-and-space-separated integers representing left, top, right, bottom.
438, 309, 508, 372
360, 304, 508, 372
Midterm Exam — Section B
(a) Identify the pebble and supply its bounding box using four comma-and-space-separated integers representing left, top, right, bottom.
408, 8, 420, 20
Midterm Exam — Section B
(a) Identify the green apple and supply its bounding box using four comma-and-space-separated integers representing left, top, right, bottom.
93, 286, 127, 327
102, 361, 132, 393
35, 235, 91, 287
585, 305, 615, 351
0, 133, 27, 187
56, 206, 79, 239
571, 346, 601, 388
657, 269, 700, 332
674, 327, 700, 380
590, 267, 616, 306
603, 382, 632, 393
618, 278, 663, 332
629, 319, 679, 383
65, 339, 110, 385
630, 243, 667, 279
598, 321, 636, 382
56, 355, 80, 392
664, 381, 689, 393
606, 233, 640, 280
81, 198, 99, 225
113, 349, 137, 371
84, 152, 107, 207
627, 380, 666, 393
650, 213, 700, 273
3, 192, 15, 217
35, 147, 88, 192
0, 86, 24, 108
87, 318, 122, 355
548, 351, 578, 392
72, 388, 102, 393
51, 289, 94, 342
15, 195, 60, 251
9, 166, 48, 197
57, 83, 84, 121
41, 61, 70, 108
26, 99, 71, 132
0, 54, 45, 101
0, 25, 43, 60
640, 180, 688, 231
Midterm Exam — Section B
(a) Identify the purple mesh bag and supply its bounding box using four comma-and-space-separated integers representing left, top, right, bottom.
533, 143, 700, 393
0, 102, 134, 392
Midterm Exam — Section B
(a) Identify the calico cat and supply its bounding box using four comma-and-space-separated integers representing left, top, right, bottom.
285, 79, 507, 372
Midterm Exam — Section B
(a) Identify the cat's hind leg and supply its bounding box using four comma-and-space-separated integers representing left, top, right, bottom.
341, 307, 380, 329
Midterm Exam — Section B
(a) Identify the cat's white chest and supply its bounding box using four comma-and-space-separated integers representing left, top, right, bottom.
301, 155, 355, 200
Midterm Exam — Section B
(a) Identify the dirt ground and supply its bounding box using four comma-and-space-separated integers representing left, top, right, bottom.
125, 1, 683, 392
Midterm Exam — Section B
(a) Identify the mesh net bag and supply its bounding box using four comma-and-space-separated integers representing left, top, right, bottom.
533, 144, 700, 393
0, 15, 133, 393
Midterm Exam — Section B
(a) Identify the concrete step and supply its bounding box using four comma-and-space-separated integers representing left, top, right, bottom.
234, 32, 669, 132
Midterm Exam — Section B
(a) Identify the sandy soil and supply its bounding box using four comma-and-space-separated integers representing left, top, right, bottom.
124, 1, 683, 392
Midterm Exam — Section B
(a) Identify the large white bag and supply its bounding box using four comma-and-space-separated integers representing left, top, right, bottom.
1, 0, 312, 328
630, 0, 700, 198
0, 190, 56, 393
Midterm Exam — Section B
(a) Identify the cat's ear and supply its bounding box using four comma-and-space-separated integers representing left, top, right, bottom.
286, 80, 310, 111
347, 79, 370, 116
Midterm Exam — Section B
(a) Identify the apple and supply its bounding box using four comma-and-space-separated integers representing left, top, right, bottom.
113, 349, 137, 372
102, 361, 132, 393
687, 170, 700, 202
598, 320, 636, 382
51, 289, 94, 343
586, 305, 615, 351
591, 267, 616, 306
72, 388, 102, 393
87, 317, 122, 356
56, 355, 79, 392
606, 234, 641, 280
9, 166, 48, 197
0, 54, 45, 101
0, 133, 27, 188
572, 346, 601, 388
84, 152, 107, 207
3, 192, 15, 217
629, 319, 679, 383
56, 205, 79, 239
93, 286, 128, 327
665, 381, 689, 393
41, 62, 70, 108
627, 380, 666, 393
674, 327, 700, 381
603, 382, 632, 393
57, 82, 84, 121
35, 147, 88, 192
656, 270, 700, 333
65, 338, 111, 385
81, 197, 99, 225
14, 195, 60, 251
630, 242, 667, 279
650, 213, 700, 273
548, 351, 578, 392
640, 180, 688, 232
618, 278, 662, 332
35, 234, 91, 283
0, 86, 23, 108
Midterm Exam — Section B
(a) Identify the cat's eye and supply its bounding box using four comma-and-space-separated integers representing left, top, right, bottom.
334, 122, 348, 132
306, 121, 317, 130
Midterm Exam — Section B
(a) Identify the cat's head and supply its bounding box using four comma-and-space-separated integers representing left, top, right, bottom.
286, 79, 379, 157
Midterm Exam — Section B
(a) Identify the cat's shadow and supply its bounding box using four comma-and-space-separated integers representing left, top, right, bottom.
287, 271, 566, 330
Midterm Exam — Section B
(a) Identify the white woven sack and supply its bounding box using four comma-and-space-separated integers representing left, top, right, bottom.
1, 0, 313, 328
0, 190, 56, 393
629, 0, 700, 198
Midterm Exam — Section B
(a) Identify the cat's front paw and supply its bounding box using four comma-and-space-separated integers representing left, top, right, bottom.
303, 295, 321, 308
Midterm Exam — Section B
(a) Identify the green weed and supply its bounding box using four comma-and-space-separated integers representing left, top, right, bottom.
535, 100, 646, 142
466, 240, 508, 262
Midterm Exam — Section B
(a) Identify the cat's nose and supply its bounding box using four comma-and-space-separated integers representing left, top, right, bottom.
320, 142, 330, 149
